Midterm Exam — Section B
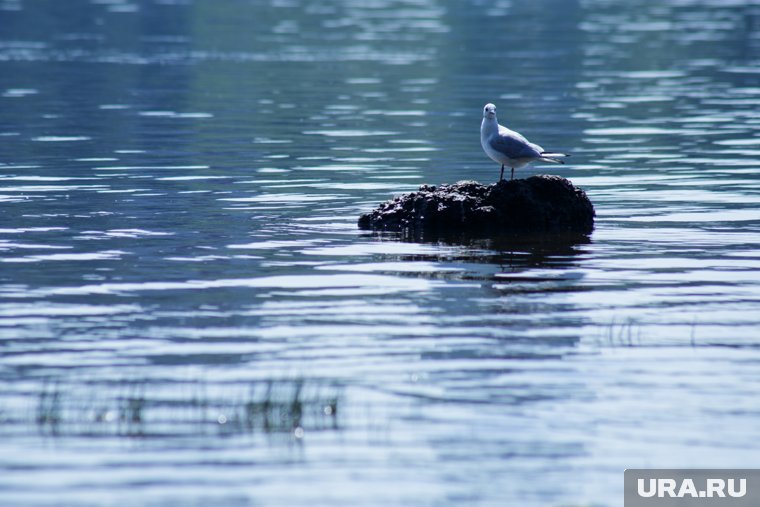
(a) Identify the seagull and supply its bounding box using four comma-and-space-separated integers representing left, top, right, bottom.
480, 103, 568, 181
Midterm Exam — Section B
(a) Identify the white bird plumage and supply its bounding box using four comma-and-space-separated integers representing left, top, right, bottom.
480, 103, 568, 181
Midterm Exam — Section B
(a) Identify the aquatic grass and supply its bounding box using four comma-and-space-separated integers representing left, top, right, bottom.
597, 318, 643, 348
25, 378, 341, 439
595, 316, 705, 348
35, 379, 62, 435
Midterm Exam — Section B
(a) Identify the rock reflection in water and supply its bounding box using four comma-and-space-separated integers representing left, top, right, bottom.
361, 228, 590, 270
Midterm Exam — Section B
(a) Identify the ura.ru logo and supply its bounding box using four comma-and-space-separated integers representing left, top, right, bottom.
637, 478, 746, 498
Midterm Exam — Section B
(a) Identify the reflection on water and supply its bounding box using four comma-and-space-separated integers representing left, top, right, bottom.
1, 0, 760, 506
360, 230, 592, 271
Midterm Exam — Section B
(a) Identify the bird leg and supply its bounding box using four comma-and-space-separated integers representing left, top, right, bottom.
500, 165, 504, 181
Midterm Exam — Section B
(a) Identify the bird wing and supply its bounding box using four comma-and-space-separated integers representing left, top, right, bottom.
490, 127, 542, 159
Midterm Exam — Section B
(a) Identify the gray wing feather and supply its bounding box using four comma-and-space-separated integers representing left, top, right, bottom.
489, 131, 542, 159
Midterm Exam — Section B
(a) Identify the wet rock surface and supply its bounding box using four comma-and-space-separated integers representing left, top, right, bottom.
358, 175, 595, 235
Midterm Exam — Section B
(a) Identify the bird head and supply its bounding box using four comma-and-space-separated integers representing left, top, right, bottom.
483, 103, 496, 120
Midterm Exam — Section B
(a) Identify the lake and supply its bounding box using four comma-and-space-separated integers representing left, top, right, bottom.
1, 1, 760, 506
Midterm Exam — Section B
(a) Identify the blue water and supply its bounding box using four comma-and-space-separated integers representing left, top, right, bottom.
1, 1, 760, 506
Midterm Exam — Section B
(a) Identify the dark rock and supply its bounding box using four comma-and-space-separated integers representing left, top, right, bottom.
358, 175, 595, 236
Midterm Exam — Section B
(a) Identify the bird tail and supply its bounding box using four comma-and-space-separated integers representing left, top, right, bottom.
539, 152, 569, 165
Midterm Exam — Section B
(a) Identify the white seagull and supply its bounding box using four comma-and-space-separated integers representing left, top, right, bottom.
480, 103, 568, 181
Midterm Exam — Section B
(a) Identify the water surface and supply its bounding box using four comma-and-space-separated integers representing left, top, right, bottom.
1, 1, 760, 506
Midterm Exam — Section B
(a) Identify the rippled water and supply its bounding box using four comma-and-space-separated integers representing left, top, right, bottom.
1, 1, 760, 505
